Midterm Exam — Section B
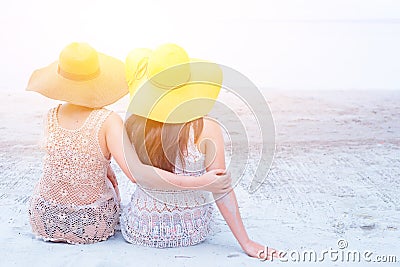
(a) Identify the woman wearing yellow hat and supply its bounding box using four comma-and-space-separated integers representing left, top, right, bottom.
26, 42, 231, 244
122, 44, 278, 258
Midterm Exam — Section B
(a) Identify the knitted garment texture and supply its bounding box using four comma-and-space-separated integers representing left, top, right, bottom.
121, 127, 214, 248
29, 105, 120, 244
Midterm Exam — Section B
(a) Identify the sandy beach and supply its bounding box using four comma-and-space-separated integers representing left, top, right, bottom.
0, 89, 399, 266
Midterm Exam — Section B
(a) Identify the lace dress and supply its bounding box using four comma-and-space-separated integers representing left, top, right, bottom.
121, 128, 214, 248
28, 105, 120, 244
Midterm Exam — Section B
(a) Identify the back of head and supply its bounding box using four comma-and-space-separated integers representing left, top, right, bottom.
125, 115, 203, 173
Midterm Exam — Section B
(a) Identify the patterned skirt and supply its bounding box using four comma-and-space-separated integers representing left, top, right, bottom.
28, 194, 120, 244
121, 187, 214, 248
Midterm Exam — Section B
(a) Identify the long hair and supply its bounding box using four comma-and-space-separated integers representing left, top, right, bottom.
125, 115, 204, 173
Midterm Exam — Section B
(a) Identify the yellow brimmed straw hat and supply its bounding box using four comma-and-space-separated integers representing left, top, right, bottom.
126, 44, 222, 123
27, 42, 128, 108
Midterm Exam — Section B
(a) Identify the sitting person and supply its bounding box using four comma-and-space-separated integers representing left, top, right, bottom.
26, 42, 231, 244
121, 44, 277, 258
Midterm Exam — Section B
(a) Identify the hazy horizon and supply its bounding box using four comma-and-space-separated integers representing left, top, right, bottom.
1, 0, 400, 91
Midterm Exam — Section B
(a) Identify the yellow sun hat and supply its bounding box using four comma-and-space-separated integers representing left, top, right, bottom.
125, 47, 153, 94
125, 43, 223, 123
27, 42, 128, 108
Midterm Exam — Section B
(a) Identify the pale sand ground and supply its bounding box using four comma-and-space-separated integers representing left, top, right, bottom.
0, 89, 399, 266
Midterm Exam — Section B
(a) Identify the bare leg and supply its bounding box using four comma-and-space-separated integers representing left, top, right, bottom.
213, 190, 279, 259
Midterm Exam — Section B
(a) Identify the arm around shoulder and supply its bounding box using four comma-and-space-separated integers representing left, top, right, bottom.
104, 112, 229, 191
104, 112, 137, 183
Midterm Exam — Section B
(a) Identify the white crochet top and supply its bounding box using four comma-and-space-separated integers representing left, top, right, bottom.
28, 105, 120, 244
121, 127, 214, 248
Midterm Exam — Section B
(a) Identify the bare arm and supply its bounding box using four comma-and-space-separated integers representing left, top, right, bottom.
104, 112, 231, 193
202, 117, 276, 258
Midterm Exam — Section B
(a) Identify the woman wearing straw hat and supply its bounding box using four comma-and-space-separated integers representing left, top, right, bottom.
26, 42, 231, 244
122, 44, 278, 258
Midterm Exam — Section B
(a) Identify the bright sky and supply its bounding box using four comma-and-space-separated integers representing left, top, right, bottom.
1, 0, 400, 90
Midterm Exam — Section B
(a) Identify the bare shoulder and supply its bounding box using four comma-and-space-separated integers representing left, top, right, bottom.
198, 117, 224, 154
201, 116, 223, 138
105, 111, 122, 124
198, 117, 225, 165
103, 111, 123, 127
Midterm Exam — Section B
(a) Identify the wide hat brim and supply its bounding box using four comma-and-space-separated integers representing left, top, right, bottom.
26, 53, 128, 108
127, 60, 223, 123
